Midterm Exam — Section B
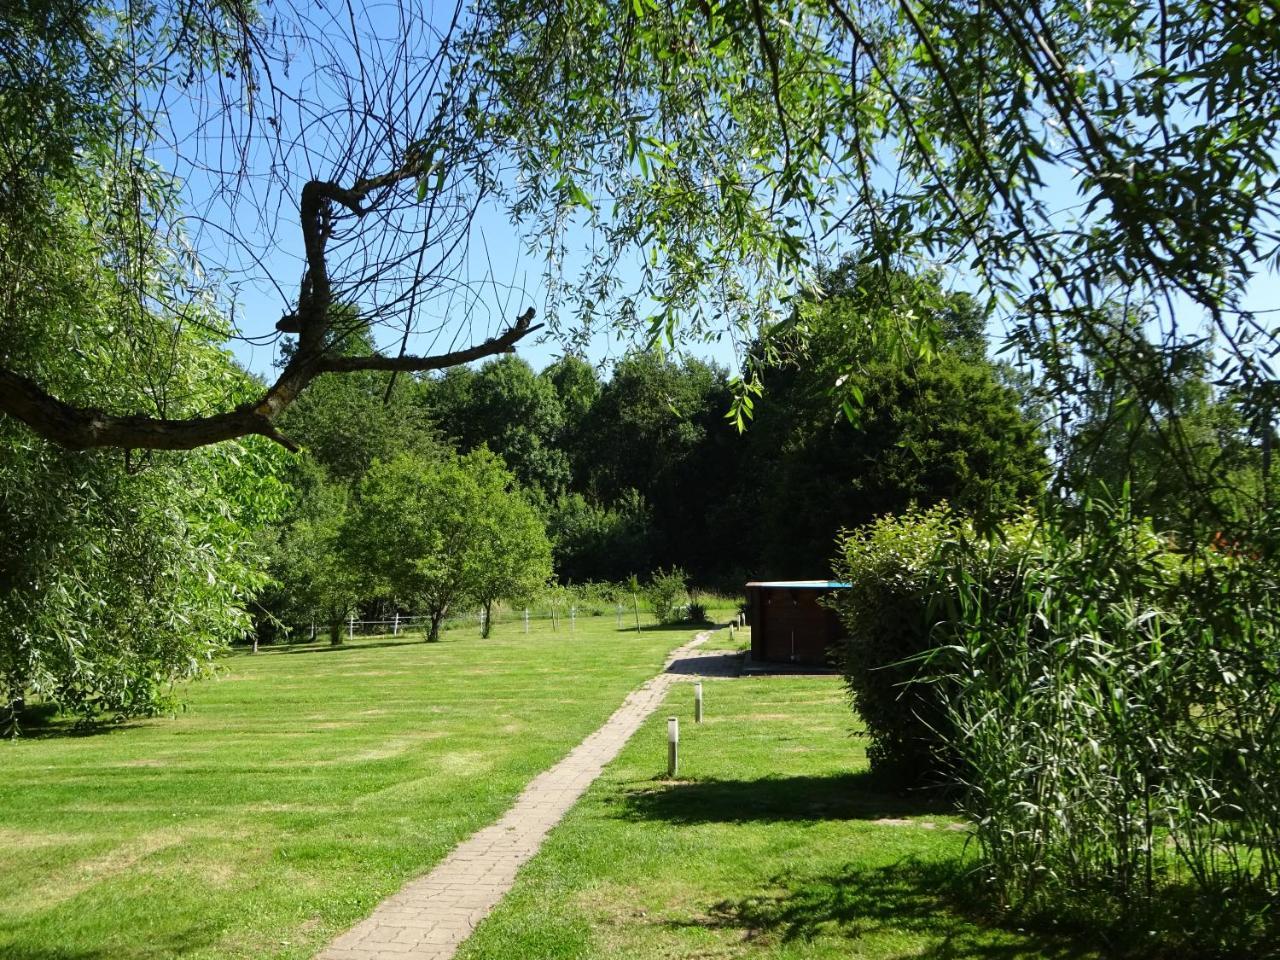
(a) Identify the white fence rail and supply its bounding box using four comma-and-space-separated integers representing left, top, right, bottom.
278, 601, 645, 644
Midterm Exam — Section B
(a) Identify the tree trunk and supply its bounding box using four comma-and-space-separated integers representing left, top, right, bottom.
481, 600, 493, 638
328, 618, 342, 645
428, 610, 443, 643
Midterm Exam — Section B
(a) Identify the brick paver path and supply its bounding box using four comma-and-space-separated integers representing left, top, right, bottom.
316, 631, 728, 960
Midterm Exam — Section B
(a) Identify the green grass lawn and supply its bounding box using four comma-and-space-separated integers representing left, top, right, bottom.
457, 675, 1099, 960
709, 621, 751, 652
0, 619, 699, 960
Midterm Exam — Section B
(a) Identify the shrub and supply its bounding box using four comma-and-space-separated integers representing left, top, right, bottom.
839, 495, 1280, 951
686, 598, 708, 623
646, 567, 689, 624
831, 503, 1035, 787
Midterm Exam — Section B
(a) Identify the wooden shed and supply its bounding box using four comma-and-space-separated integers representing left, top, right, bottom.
745, 580, 850, 666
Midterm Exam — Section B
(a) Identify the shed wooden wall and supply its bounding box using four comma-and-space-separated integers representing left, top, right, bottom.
747, 586, 845, 665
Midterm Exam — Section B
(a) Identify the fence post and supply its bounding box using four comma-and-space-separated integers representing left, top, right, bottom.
570, 605, 576, 634
348, 614, 354, 640
667, 716, 679, 778
524, 607, 529, 634
695, 681, 703, 724
616, 603, 622, 628
393, 612, 399, 637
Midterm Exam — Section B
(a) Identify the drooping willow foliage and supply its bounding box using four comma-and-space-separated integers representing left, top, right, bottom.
467, 0, 1280, 535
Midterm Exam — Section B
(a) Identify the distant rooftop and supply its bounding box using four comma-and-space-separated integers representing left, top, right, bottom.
745, 580, 851, 589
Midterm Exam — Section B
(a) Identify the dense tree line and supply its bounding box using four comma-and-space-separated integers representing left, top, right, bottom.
411, 263, 1048, 588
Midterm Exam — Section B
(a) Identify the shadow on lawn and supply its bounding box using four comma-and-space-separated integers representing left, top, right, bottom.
664, 651, 742, 677
2, 930, 224, 960
267, 637, 430, 655
612, 623, 705, 634
10, 702, 145, 740
622, 771, 950, 823
670, 857, 1095, 960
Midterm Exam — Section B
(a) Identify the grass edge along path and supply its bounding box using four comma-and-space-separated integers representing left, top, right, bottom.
0, 619, 701, 960
456, 670, 1103, 960
316, 630, 717, 960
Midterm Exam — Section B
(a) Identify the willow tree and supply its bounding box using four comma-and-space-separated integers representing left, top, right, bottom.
464, 0, 1280, 533
1, 0, 540, 453
4, 0, 1279, 529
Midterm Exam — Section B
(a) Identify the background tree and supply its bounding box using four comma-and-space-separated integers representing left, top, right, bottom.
276, 327, 441, 485
469, 472, 554, 637
734, 264, 1046, 573
259, 460, 362, 646
421, 357, 570, 503
350, 449, 544, 642
253, 329, 443, 640
578, 352, 737, 578
540, 356, 602, 491
546, 490, 654, 583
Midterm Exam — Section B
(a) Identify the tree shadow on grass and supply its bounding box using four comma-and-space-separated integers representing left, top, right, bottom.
9, 701, 146, 741
611, 625, 678, 635
669, 857, 1096, 960
620, 771, 952, 823
267, 637, 430, 655
1, 931, 223, 960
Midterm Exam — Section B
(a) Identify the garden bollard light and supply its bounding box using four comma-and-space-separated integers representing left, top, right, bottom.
694, 682, 703, 724
667, 716, 679, 778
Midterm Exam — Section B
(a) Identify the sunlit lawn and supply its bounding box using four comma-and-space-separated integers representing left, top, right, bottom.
0, 618, 697, 960
458, 675, 1099, 960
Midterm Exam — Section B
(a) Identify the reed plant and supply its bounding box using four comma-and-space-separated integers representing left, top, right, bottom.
930, 497, 1280, 954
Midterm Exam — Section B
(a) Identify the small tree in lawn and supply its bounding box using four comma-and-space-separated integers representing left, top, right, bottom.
646, 567, 691, 625
469, 457, 552, 637
352, 453, 467, 642
351, 449, 548, 642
